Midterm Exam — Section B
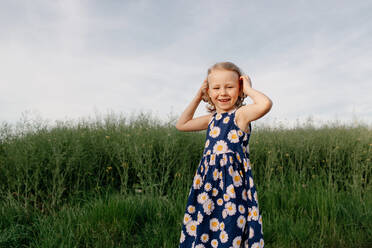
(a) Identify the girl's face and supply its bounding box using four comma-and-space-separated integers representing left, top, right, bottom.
207, 69, 241, 113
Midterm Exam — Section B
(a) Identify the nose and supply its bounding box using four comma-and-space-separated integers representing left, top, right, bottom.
219, 88, 227, 95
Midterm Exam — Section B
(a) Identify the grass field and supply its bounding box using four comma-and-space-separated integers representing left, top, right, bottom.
0, 113, 371, 247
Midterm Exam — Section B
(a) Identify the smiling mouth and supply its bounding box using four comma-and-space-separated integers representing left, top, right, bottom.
219, 99, 230, 102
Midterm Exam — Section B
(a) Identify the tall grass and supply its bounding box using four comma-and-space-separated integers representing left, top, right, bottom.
0, 112, 371, 247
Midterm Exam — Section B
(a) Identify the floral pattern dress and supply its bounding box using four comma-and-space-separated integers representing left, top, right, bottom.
179, 107, 264, 248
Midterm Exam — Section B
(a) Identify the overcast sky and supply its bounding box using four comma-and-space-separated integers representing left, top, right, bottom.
1, 0, 371, 129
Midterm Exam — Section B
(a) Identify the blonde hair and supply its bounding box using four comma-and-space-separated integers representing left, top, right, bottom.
202, 61, 246, 113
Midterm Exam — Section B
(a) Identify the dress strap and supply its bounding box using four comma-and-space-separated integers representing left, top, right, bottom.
214, 107, 238, 116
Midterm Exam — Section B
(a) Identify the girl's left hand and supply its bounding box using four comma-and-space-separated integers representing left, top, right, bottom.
240, 75, 252, 89
240, 75, 252, 98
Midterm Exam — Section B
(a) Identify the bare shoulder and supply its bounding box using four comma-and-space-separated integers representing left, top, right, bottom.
234, 107, 250, 133
176, 113, 214, 132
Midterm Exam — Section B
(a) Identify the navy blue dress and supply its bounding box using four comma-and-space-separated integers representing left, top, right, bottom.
179, 107, 264, 248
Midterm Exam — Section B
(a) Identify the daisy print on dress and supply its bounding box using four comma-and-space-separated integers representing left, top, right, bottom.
186, 220, 198, 236
183, 213, 192, 225
223, 193, 230, 202
228, 166, 235, 177
211, 239, 219, 248
212, 169, 219, 181
223, 116, 230, 124
204, 182, 212, 192
225, 201, 237, 216
210, 153, 216, 165
197, 211, 203, 224
227, 129, 239, 143
247, 189, 252, 201
241, 188, 247, 199
232, 171, 243, 187
213, 140, 228, 154
251, 206, 260, 221
226, 184, 236, 198
209, 126, 220, 138
204, 164, 209, 176
236, 152, 242, 163
200, 233, 209, 243
205, 139, 210, 148
210, 218, 219, 232
221, 154, 228, 166
197, 192, 209, 205
220, 157, 227, 167
219, 179, 224, 190
254, 192, 259, 204
251, 242, 261, 248
232, 236, 242, 248
193, 174, 203, 190
249, 176, 255, 188
249, 226, 255, 239
237, 129, 243, 137
219, 230, 229, 243
188, 205, 196, 214
222, 209, 228, 219
180, 231, 185, 243
203, 198, 215, 215
238, 204, 246, 214
237, 215, 246, 229
260, 238, 265, 247
219, 221, 225, 230
243, 158, 251, 172
212, 188, 218, 197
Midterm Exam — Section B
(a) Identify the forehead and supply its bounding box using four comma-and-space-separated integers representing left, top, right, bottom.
208, 69, 239, 84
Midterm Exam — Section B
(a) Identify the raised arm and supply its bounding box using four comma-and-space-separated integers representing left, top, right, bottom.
176, 79, 213, 132
236, 75, 273, 128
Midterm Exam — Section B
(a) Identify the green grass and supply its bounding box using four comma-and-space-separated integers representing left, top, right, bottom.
31, 193, 181, 247
0, 112, 371, 247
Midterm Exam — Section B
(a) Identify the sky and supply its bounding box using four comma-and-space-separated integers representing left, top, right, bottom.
1, 0, 371, 129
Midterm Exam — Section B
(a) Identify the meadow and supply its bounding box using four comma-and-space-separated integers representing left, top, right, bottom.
0, 112, 371, 247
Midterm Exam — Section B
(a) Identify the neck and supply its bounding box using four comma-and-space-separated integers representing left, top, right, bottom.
216, 107, 237, 114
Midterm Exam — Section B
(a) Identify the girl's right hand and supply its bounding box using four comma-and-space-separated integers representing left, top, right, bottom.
198, 78, 209, 102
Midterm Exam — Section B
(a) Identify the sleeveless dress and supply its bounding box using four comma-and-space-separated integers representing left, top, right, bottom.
179, 107, 264, 248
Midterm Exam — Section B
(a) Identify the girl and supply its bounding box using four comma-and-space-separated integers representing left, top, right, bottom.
176, 61, 272, 248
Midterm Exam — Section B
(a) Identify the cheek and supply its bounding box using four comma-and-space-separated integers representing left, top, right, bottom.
209, 91, 218, 97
